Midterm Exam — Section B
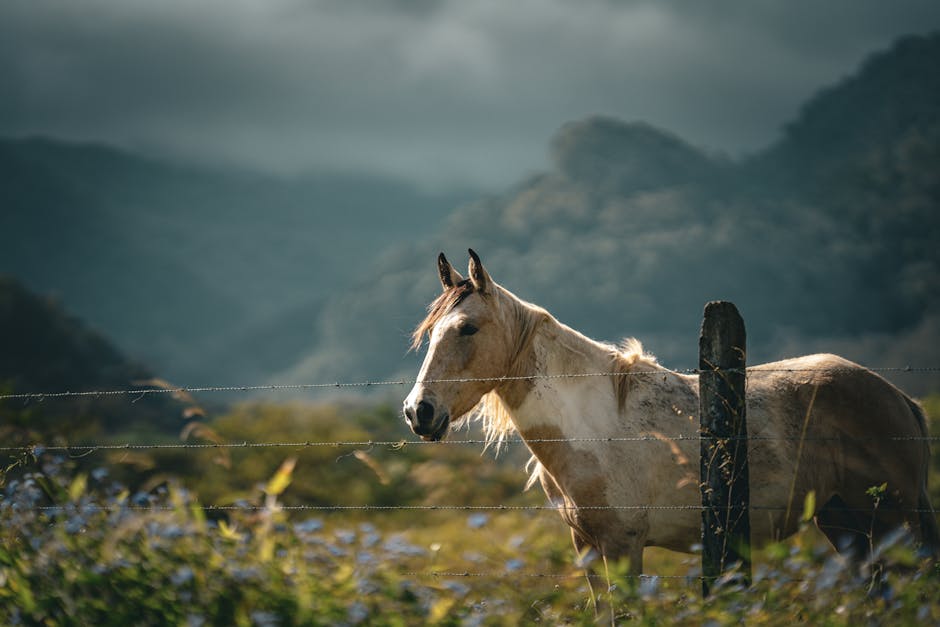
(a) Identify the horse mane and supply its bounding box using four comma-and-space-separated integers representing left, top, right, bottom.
412, 278, 657, 452
472, 300, 657, 450
411, 280, 475, 351
611, 338, 658, 412
459, 285, 549, 451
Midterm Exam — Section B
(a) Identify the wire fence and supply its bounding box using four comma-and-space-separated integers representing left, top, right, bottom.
2, 365, 939, 402
27, 503, 940, 514
2, 364, 938, 588
2, 433, 939, 455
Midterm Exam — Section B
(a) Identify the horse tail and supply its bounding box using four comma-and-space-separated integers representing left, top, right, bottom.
905, 395, 940, 556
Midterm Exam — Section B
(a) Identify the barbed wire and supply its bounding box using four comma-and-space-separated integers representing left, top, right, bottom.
2, 433, 938, 454
27, 503, 939, 514
1, 365, 939, 402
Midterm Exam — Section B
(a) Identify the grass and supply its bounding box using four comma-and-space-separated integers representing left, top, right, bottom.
2, 448, 939, 626
0, 395, 938, 624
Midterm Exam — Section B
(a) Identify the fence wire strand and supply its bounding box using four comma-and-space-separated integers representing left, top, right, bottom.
2, 365, 939, 402
3, 362, 936, 592
3, 433, 939, 454
27, 504, 938, 514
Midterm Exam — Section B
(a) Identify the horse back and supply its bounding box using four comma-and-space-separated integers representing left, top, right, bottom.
746, 354, 931, 539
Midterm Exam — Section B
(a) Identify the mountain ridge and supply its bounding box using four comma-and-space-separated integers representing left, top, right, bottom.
1, 32, 938, 395
277, 32, 940, 394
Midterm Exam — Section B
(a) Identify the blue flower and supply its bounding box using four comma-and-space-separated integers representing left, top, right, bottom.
335, 529, 356, 545
638, 575, 660, 597
467, 513, 489, 529
250, 611, 280, 627
347, 601, 369, 624
504, 559, 524, 572
383, 535, 426, 557
232, 567, 260, 583
65, 515, 85, 534
293, 518, 323, 534
171, 566, 194, 587
442, 581, 470, 597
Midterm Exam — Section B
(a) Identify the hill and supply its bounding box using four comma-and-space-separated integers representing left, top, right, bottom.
2, 33, 937, 397
0, 139, 474, 384
279, 32, 940, 394
0, 276, 187, 442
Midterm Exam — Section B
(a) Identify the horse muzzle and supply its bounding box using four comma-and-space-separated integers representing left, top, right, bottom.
403, 399, 451, 441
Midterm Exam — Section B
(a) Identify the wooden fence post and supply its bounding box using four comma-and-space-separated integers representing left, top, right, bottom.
699, 301, 751, 595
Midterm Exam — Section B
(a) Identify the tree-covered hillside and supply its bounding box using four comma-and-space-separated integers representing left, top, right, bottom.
280, 32, 940, 394
0, 139, 472, 383
0, 276, 188, 442
1, 33, 937, 394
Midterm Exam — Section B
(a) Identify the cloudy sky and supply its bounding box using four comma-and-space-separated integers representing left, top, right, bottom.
2, 0, 939, 190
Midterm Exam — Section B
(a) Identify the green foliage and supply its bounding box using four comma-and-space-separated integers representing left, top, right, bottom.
108, 401, 537, 513
2, 450, 939, 625
0, 396, 938, 623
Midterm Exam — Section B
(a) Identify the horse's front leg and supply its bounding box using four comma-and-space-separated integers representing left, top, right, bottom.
626, 538, 644, 577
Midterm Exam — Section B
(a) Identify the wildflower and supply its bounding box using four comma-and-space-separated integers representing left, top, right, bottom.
347, 602, 369, 624
250, 610, 280, 627
171, 566, 195, 587
504, 559, 524, 572
638, 575, 660, 598
65, 515, 85, 534
158, 524, 186, 539
232, 567, 261, 583
335, 529, 356, 545
384, 535, 426, 556
442, 581, 470, 597
293, 518, 323, 534
467, 513, 489, 529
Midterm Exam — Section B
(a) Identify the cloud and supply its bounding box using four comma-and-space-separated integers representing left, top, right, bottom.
1, 0, 938, 188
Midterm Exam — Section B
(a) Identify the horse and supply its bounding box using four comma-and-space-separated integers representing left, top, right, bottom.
402, 249, 939, 574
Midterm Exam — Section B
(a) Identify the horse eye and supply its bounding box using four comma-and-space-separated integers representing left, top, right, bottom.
459, 322, 479, 336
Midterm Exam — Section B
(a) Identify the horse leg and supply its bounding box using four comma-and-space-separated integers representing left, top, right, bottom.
815, 494, 870, 560
917, 488, 940, 559
626, 539, 644, 577
818, 492, 917, 592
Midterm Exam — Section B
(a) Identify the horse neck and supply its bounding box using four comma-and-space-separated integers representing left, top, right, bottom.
492, 302, 625, 439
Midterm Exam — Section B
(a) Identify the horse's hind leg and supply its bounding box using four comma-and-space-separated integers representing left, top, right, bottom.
918, 489, 940, 558
815, 494, 871, 560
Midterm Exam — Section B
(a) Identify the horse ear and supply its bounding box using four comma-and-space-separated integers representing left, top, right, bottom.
467, 248, 491, 294
438, 252, 464, 290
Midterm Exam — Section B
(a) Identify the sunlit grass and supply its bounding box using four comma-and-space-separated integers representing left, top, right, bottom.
1, 395, 938, 623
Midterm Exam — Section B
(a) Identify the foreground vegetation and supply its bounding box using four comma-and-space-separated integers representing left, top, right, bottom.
1, 395, 938, 624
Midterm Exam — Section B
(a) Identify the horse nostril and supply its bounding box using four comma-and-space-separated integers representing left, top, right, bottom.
416, 400, 435, 425
404, 404, 417, 427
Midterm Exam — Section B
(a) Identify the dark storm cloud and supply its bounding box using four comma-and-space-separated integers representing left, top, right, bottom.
2, 0, 939, 188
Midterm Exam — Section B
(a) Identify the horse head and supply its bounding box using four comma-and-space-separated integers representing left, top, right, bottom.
403, 250, 518, 441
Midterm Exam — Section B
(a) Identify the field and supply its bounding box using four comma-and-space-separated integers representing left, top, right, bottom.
1, 397, 939, 625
